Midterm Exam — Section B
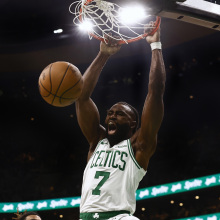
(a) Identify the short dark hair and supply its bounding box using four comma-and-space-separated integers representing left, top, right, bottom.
116, 102, 139, 133
13, 211, 41, 220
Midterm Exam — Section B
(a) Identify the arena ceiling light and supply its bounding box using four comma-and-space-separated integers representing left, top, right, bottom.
119, 6, 146, 24
54, 29, 63, 34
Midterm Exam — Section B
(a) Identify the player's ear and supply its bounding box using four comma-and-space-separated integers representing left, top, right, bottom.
130, 121, 137, 130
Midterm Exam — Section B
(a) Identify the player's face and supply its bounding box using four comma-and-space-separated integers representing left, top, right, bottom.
105, 103, 135, 142
25, 215, 41, 220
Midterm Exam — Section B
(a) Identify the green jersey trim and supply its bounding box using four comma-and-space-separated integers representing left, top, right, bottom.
127, 139, 141, 170
80, 210, 130, 219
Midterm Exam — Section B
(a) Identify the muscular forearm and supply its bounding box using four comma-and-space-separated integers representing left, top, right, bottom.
136, 49, 165, 158
79, 52, 110, 100
148, 49, 166, 95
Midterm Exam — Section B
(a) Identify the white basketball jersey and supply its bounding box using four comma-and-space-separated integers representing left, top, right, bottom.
80, 138, 146, 214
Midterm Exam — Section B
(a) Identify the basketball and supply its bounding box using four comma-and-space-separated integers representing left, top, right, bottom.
38, 61, 83, 107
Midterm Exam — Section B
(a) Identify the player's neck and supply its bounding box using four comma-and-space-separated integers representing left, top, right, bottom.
108, 138, 118, 147
107, 135, 129, 147
106, 127, 133, 147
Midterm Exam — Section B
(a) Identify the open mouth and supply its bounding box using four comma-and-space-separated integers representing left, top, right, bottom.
108, 121, 117, 135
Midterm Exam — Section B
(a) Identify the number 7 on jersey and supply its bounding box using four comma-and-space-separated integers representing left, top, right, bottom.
92, 171, 110, 195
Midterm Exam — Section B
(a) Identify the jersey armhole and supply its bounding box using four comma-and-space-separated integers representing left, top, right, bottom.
127, 139, 146, 174
87, 139, 104, 164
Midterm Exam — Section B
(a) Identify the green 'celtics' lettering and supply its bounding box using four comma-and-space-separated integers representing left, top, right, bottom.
92, 171, 110, 195
90, 149, 128, 171
94, 151, 103, 167
103, 151, 111, 167
112, 151, 120, 168
108, 151, 114, 167
98, 150, 105, 167
90, 151, 99, 168
119, 152, 128, 171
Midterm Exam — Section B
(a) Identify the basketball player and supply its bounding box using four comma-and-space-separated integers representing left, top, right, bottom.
75, 25, 166, 220
13, 211, 41, 220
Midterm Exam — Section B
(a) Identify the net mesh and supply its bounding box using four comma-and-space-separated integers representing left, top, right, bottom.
69, 0, 160, 44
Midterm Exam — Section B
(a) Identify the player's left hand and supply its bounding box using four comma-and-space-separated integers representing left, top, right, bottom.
145, 22, 161, 44
100, 33, 122, 56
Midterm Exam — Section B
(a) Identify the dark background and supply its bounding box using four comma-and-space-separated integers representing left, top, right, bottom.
0, 0, 220, 219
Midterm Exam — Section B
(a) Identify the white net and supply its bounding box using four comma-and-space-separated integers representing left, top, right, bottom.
69, 0, 159, 44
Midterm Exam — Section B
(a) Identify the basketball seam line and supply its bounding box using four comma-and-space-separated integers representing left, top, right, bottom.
51, 63, 70, 105
39, 79, 82, 99
59, 77, 82, 104
39, 80, 51, 97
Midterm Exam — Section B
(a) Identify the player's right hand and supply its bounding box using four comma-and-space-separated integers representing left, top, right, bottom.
100, 33, 121, 56
145, 22, 161, 44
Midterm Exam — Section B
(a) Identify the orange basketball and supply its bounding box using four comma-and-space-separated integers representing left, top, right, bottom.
38, 61, 83, 107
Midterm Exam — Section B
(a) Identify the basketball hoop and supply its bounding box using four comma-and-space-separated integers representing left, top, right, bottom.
69, 0, 161, 44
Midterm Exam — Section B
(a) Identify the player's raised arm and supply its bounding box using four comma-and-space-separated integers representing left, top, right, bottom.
134, 27, 166, 170
75, 36, 121, 159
